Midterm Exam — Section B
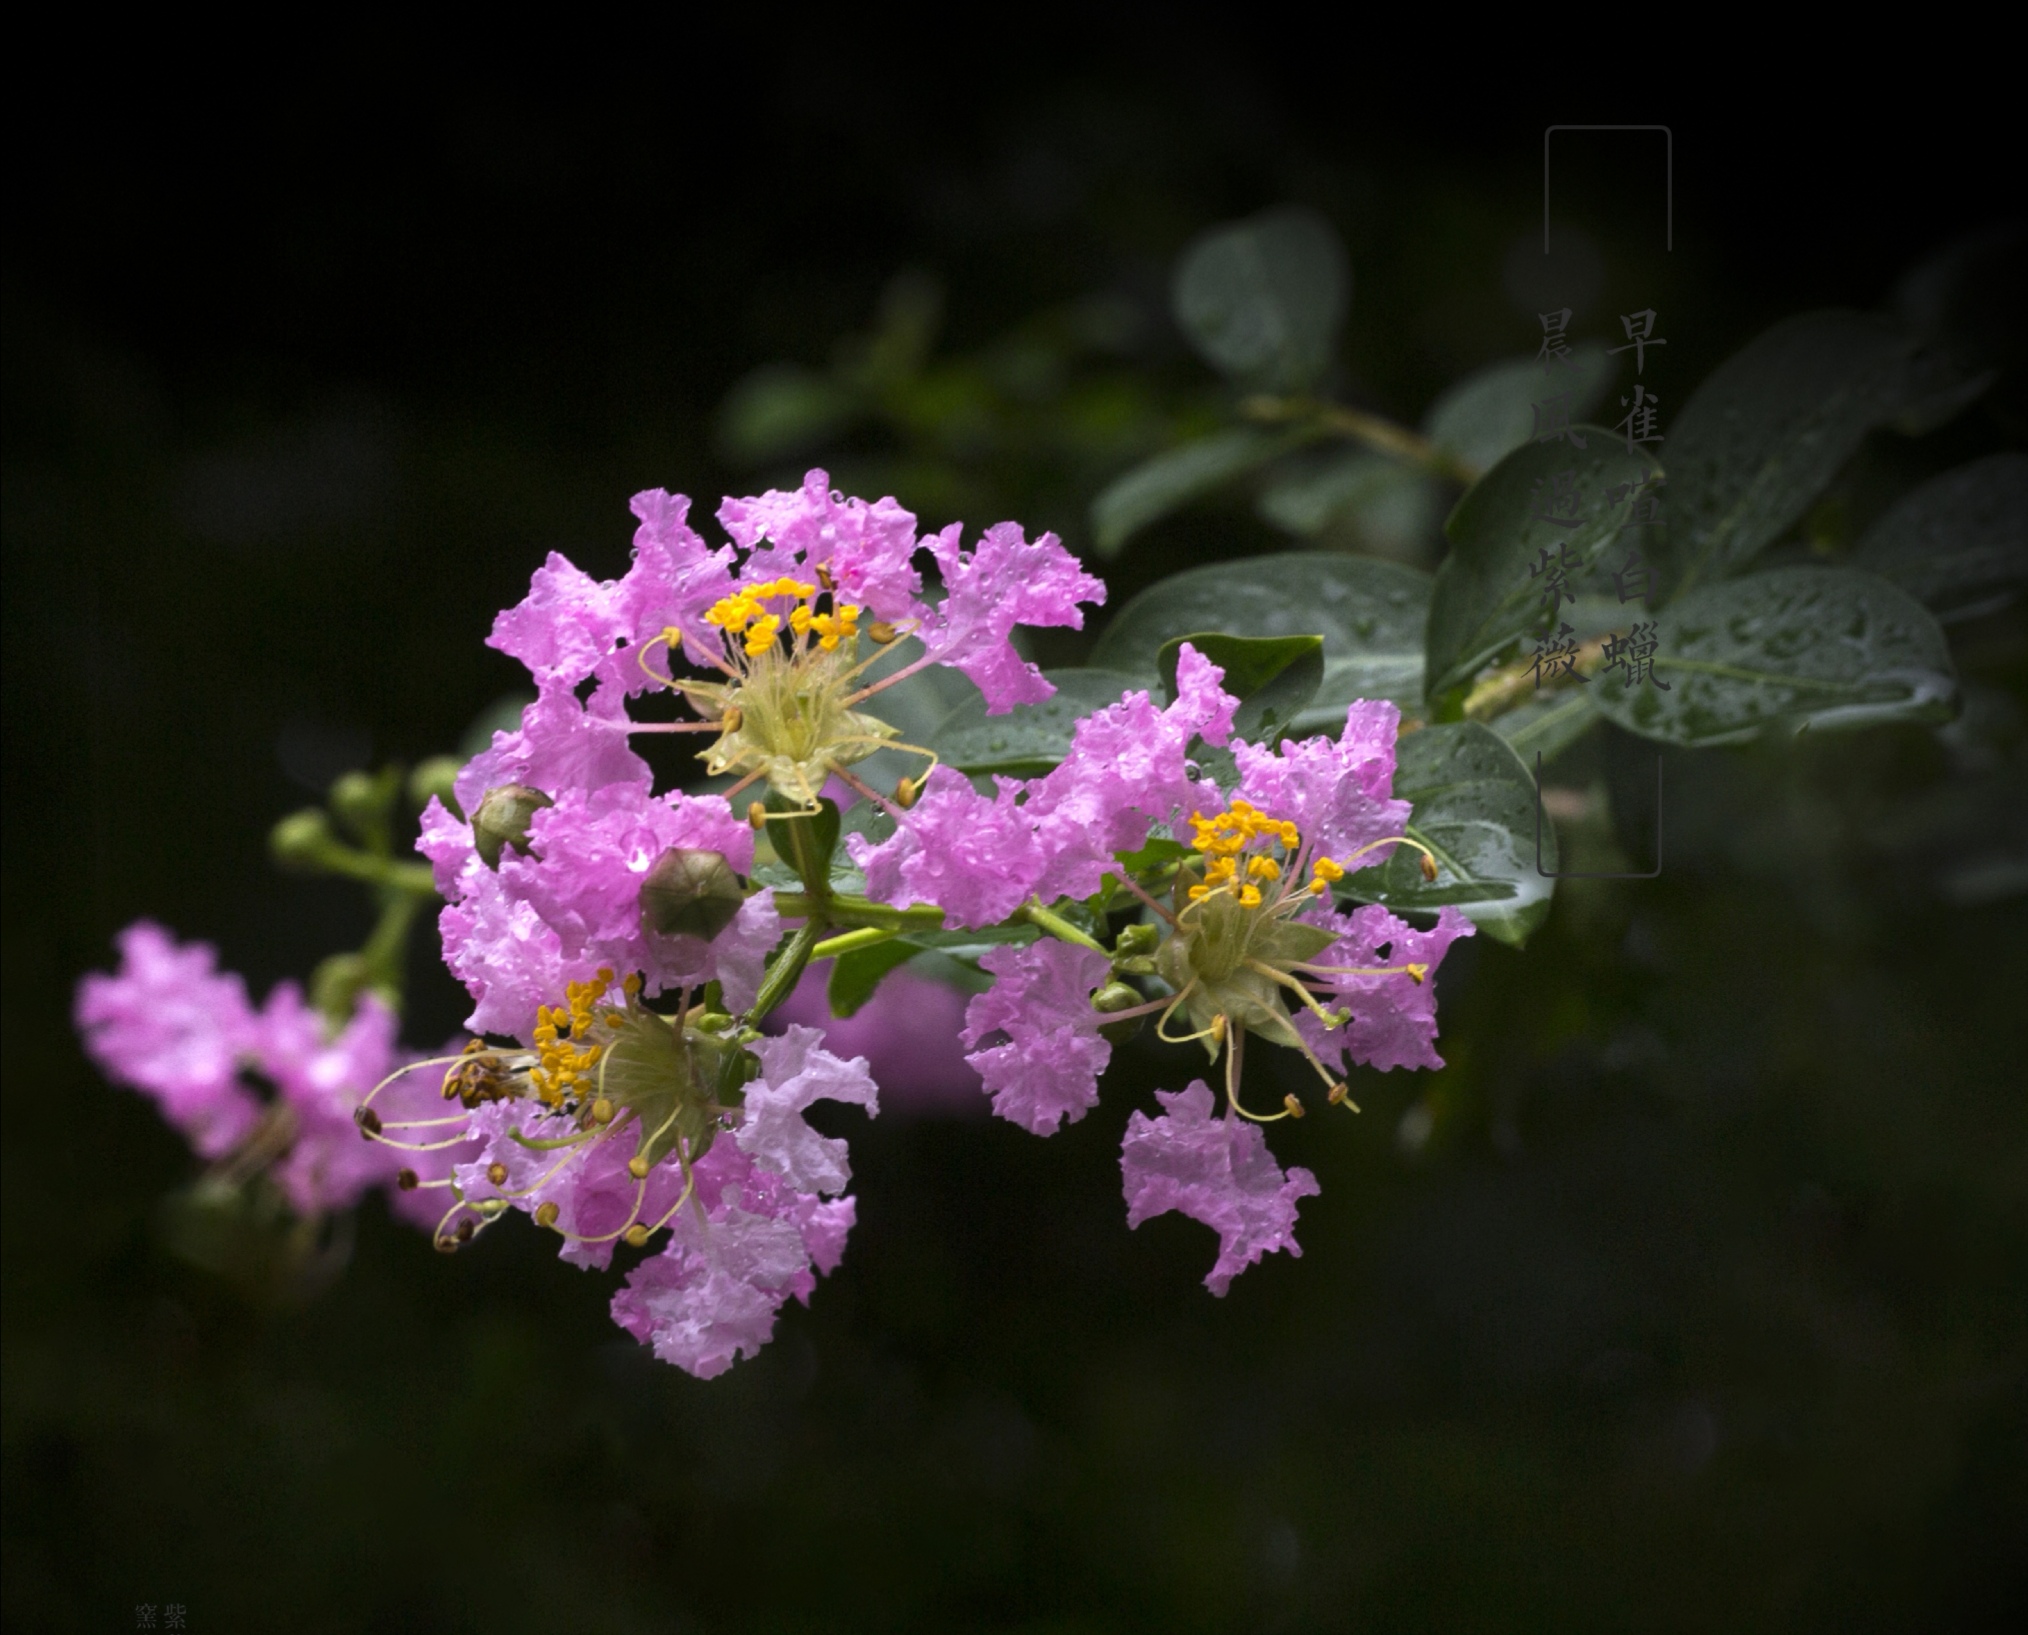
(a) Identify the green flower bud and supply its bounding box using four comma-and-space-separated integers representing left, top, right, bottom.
639, 847, 746, 941
473, 784, 554, 868
1112, 922, 1160, 961
271, 808, 338, 869
330, 768, 399, 843
1093, 980, 1145, 1046
408, 756, 464, 817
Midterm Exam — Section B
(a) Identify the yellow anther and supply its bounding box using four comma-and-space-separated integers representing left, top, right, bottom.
894, 776, 920, 810
623, 1224, 650, 1247
743, 614, 781, 655
1327, 1082, 1349, 1104
486, 1162, 508, 1186
868, 621, 898, 644
1248, 855, 1282, 881
1187, 883, 1211, 902
1407, 963, 1429, 985
789, 605, 814, 635
622, 972, 642, 996
748, 801, 768, 829
590, 1097, 614, 1125
1312, 856, 1345, 884
1420, 853, 1440, 882
1283, 1093, 1305, 1118
720, 705, 743, 733
1237, 884, 1263, 908
627, 1155, 650, 1179
535, 1202, 560, 1229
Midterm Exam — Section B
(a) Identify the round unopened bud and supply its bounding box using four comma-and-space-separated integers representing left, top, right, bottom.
408, 756, 463, 815
1092, 982, 1142, 1014
1112, 922, 1160, 960
330, 769, 396, 841
271, 808, 337, 869
473, 784, 554, 868
639, 847, 745, 941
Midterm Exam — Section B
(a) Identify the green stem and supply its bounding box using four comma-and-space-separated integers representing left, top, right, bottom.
747, 920, 826, 1024
771, 891, 944, 932
1240, 394, 1478, 484
1018, 900, 1107, 954
811, 925, 902, 960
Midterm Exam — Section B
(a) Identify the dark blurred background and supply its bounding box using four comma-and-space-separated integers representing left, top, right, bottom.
6, 41, 2025, 1633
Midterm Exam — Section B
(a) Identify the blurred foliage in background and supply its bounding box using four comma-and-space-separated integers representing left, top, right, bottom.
5, 45, 2025, 1634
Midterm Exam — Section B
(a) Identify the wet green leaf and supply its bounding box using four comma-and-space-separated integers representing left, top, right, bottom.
1591, 566, 1958, 746
1422, 344, 1615, 477
1426, 431, 1661, 699
1171, 206, 1348, 390
1091, 426, 1313, 558
1091, 552, 1431, 724
1849, 452, 2028, 622
1661, 311, 1921, 594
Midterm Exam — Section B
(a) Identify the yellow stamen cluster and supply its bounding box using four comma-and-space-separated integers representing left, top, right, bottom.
1310, 855, 1346, 894
702, 578, 861, 657
529, 968, 630, 1105
1187, 799, 1302, 908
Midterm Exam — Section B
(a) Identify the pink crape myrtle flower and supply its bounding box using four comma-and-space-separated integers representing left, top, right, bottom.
1121, 1082, 1322, 1295
847, 643, 1239, 927
1293, 902, 1476, 1074
76, 921, 263, 1159
75, 923, 467, 1223
420, 1010, 877, 1378
960, 940, 1113, 1135
1229, 699, 1412, 868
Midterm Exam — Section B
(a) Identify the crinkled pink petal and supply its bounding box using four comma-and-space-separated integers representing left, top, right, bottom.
921, 519, 1106, 712
1292, 903, 1474, 1073
1024, 644, 1239, 902
960, 941, 1112, 1135
256, 985, 405, 1214
504, 784, 754, 1000
489, 551, 644, 695
1230, 700, 1411, 866
75, 922, 263, 1159
1121, 1082, 1321, 1296
769, 965, 985, 1116
716, 469, 929, 625
740, 1025, 880, 1194
452, 687, 649, 818
435, 880, 576, 1041
845, 767, 1045, 929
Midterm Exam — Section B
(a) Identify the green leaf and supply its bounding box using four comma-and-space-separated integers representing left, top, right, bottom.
716, 364, 861, 463
1662, 311, 1924, 594
1157, 632, 1324, 744
826, 937, 919, 1018
1491, 688, 1600, 766
1339, 722, 1556, 948
1090, 426, 1311, 559
1422, 345, 1616, 477
931, 668, 1145, 777
1171, 206, 1348, 391
1254, 448, 1440, 559
1849, 452, 2028, 622
1591, 566, 1958, 746
1425, 430, 1663, 699
1090, 552, 1432, 724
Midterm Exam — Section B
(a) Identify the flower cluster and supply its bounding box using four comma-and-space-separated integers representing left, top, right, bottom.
74, 922, 461, 1226
76, 475, 1478, 1377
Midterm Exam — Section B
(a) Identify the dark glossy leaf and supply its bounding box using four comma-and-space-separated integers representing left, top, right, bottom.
1849, 453, 2028, 622
1090, 426, 1311, 559
1254, 449, 1441, 558
826, 938, 919, 1019
1090, 552, 1431, 724
1662, 311, 1922, 594
1422, 344, 1615, 478
1157, 632, 1324, 743
1170, 206, 1348, 391
1338, 722, 1556, 949
1425, 430, 1662, 699
1591, 566, 1958, 746
931, 668, 1145, 777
